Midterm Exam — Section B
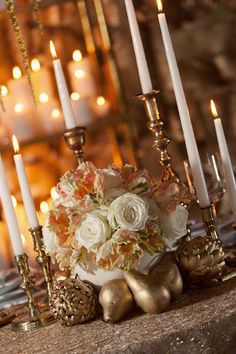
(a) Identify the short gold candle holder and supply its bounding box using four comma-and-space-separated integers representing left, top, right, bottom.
29, 226, 53, 298
136, 90, 175, 182
12, 253, 55, 331
63, 126, 86, 165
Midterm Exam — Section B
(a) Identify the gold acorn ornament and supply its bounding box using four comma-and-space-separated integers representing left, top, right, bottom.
176, 236, 225, 285
50, 278, 97, 326
124, 253, 183, 314
99, 279, 134, 323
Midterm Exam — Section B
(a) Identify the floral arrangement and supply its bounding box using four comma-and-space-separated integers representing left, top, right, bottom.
43, 162, 190, 272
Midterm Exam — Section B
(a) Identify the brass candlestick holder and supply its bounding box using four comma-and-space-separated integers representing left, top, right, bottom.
12, 254, 42, 331
29, 226, 53, 298
63, 126, 86, 165
12, 253, 54, 331
137, 90, 175, 181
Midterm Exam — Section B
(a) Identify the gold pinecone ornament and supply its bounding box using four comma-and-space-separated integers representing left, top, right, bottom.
176, 236, 225, 285
50, 278, 97, 326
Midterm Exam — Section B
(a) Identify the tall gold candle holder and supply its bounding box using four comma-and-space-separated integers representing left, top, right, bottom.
136, 90, 227, 284
63, 126, 86, 165
29, 226, 53, 298
136, 90, 175, 181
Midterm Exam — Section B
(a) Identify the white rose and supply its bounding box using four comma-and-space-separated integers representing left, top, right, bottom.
75, 209, 111, 251
160, 204, 188, 248
43, 214, 59, 254
108, 193, 149, 231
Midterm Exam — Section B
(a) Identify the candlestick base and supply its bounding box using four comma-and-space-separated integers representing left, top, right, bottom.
11, 309, 56, 332
136, 90, 175, 181
29, 226, 53, 298
63, 126, 86, 166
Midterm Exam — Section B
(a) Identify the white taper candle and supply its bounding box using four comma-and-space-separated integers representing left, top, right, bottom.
211, 100, 236, 222
157, 1, 210, 207
12, 136, 39, 229
124, 0, 153, 94
50, 41, 76, 129
0, 156, 24, 256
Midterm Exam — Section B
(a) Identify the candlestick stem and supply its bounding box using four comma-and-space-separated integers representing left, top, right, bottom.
63, 126, 86, 165
29, 226, 53, 298
16, 254, 39, 317
137, 90, 175, 181
200, 205, 220, 241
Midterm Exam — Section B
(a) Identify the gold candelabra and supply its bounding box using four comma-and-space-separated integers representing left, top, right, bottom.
63, 126, 86, 165
137, 90, 175, 181
29, 226, 53, 298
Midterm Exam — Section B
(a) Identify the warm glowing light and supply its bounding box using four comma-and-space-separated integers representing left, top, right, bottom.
13, 66, 22, 80
75, 69, 85, 79
51, 108, 60, 119
1, 85, 8, 96
39, 92, 49, 103
71, 92, 80, 101
50, 41, 57, 59
14, 103, 24, 114
97, 96, 106, 106
50, 187, 59, 200
210, 99, 218, 118
156, 0, 163, 12
11, 195, 17, 208
12, 135, 19, 154
40, 201, 49, 214
31, 58, 41, 72
72, 50, 82, 62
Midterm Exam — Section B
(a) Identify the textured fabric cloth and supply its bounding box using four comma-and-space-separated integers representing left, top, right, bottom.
1, 277, 236, 354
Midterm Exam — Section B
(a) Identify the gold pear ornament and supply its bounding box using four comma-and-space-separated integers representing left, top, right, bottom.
124, 253, 183, 314
99, 279, 134, 323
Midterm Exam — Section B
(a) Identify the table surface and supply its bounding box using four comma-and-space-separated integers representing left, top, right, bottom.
1, 277, 236, 354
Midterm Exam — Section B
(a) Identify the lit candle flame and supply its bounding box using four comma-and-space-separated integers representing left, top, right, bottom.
14, 103, 24, 114
39, 92, 49, 103
97, 96, 106, 106
40, 201, 49, 214
12, 135, 20, 154
50, 187, 59, 200
50, 41, 57, 59
12, 66, 22, 80
11, 195, 17, 208
1, 85, 8, 97
71, 92, 80, 101
72, 50, 82, 62
156, 0, 163, 13
31, 59, 41, 72
210, 99, 218, 118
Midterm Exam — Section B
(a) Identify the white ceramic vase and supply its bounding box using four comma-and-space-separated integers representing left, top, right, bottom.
72, 252, 164, 287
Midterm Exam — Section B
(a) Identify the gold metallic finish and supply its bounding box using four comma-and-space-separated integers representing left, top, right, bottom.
201, 205, 220, 241
137, 91, 175, 181
15, 254, 40, 318
63, 126, 86, 165
50, 278, 97, 326
176, 235, 225, 285
124, 253, 183, 314
99, 279, 134, 323
29, 225, 53, 298
77, 0, 95, 55
11, 310, 56, 332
